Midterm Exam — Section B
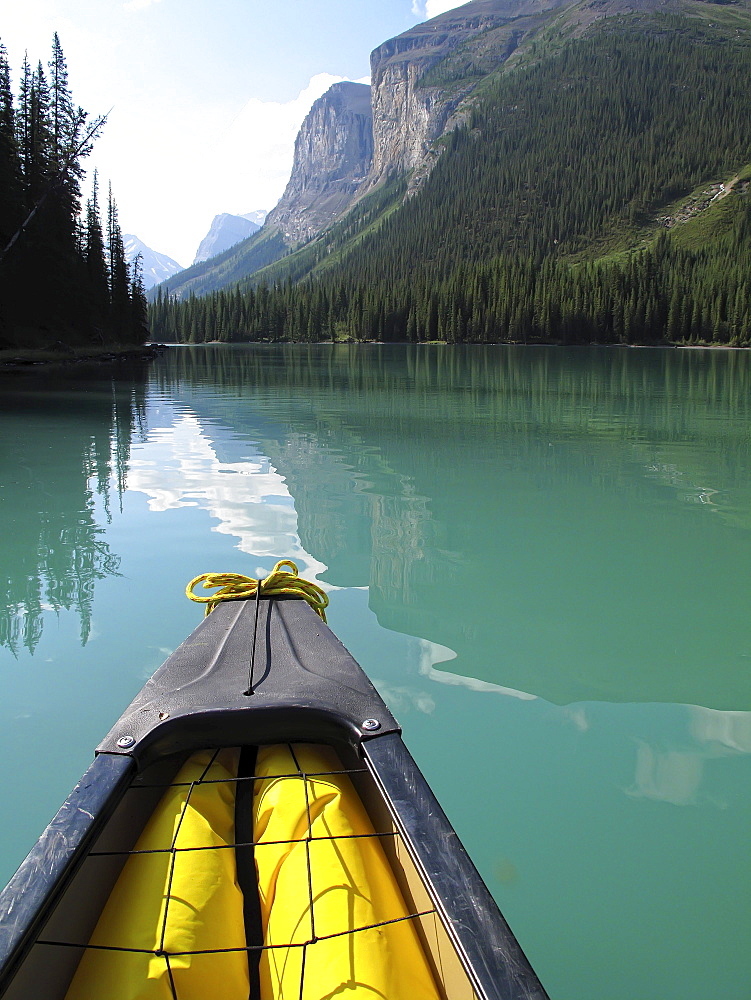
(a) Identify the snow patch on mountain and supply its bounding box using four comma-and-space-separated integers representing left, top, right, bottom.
124, 235, 184, 290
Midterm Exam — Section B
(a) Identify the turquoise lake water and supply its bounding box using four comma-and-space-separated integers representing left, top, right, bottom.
0, 343, 749, 998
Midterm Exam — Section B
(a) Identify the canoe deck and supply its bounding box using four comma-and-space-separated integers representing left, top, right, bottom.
0, 598, 549, 1000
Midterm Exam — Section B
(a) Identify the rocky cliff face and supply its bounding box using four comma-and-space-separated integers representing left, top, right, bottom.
169, 0, 679, 295
266, 3, 565, 244
366, 0, 570, 192
265, 81, 373, 243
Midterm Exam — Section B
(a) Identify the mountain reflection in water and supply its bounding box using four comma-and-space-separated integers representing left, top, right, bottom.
0, 345, 749, 1000
151, 344, 751, 710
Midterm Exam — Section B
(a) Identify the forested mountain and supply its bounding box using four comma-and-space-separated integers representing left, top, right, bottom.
0, 36, 148, 351
152, 1, 751, 346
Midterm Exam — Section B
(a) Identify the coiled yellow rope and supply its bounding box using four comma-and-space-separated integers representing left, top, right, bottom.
186, 559, 328, 622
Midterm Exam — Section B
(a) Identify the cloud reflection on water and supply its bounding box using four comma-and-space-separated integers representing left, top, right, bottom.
626, 704, 751, 807
127, 412, 328, 584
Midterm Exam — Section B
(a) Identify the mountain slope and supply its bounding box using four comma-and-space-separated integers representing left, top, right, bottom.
159, 0, 577, 300
158, 0, 751, 302
159, 82, 372, 301
365, 0, 572, 191
229, 8, 751, 292
155, 225, 288, 301
151, 7, 751, 346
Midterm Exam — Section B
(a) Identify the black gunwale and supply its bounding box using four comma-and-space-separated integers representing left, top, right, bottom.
0, 598, 548, 1000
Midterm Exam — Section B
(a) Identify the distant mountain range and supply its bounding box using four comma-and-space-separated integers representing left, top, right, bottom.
193, 212, 268, 264
123, 236, 183, 291
126, 211, 268, 291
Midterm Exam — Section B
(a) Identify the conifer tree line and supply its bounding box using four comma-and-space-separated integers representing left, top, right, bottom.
151, 20, 751, 347
150, 220, 751, 347
0, 35, 148, 349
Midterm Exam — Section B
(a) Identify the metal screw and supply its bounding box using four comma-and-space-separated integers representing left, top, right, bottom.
116, 735, 136, 749
361, 719, 380, 731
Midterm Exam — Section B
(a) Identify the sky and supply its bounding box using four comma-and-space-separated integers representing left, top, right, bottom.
2, 0, 463, 266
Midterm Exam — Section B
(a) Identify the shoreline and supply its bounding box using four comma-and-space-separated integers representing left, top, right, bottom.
157, 339, 748, 351
0, 343, 169, 371
1, 340, 746, 370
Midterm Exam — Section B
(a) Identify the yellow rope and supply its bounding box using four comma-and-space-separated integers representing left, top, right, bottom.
185, 559, 328, 622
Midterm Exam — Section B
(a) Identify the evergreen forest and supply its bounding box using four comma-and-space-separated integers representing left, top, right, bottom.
151, 16, 751, 347
0, 35, 148, 351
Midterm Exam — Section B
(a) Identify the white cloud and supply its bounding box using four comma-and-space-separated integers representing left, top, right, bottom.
626, 742, 704, 806
416, 638, 537, 698
215, 72, 350, 208
412, 0, 464, 19
689, 706, 751, 754
3, 7, 370, 267
86, 71, 364, 265
128, 411, 329, 583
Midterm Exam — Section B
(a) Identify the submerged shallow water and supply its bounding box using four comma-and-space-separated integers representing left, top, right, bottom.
0, 344, 749, 998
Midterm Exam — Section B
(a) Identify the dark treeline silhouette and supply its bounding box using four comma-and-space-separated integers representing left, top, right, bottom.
151, 19, 751, 347
0, 35, 148, 350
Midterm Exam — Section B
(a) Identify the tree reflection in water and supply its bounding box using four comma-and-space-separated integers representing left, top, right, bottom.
0, 364, 147, 654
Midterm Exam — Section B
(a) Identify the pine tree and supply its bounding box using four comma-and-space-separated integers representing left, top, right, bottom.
48, 34, 75, 174
85, 171, 110, 334
28, 62, 52, 202
16, 54, 32, 200
0, 36, 145, 348
47, 34, 83, 243
129, 252, 149, 343
107, 183, 130, 335
0, 42, 20, 248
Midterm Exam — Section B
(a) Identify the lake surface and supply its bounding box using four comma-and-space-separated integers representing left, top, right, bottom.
1, 344, 749, 999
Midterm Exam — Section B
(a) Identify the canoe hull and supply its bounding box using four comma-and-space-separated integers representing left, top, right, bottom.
0, 598, 548, 1000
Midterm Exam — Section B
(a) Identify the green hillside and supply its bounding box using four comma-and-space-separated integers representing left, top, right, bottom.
151, 10, 751, 346
156, 225, 288, 301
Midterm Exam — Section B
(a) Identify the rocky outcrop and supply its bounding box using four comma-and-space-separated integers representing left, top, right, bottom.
365, 0, 706, 193
265, 82, 373, 243
166, 0, 693, 296
266, 2, 569, 243
366, 0, 570, 191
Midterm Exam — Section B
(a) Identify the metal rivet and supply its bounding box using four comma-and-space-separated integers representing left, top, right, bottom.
361, 719, 381, 732
116, 735, 136, 749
